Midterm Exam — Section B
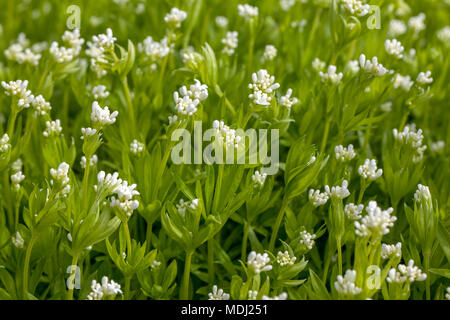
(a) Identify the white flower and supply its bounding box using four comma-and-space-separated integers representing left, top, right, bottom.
388, 19, 407, 37
414, 184, 431, 203
4, 34, 42, 66
62, 29, 84, 56
87, 276, 122, 300
335, 144, 356, 162
280, 88, 299, 108
85, 28, 116, 77
354, 201, 396, 237
430, 140, 445, 153
252, 170, 267, 187
280, 0, 296, 11
385, 39, 404, 59
308, 189, 329, 207
358, 158, 383, 181
334, 270, 362, 295
262, 292, 288, 300
238, 4, 258, 20
91, 85, 110, 99
341, 0, 370, 17
151, 260, 161, 270
344, 203, 364, 220
319, 65, 343, 84
393, 124, 427, 162
0, 134, 11, 154
248, 69, 280, 105
446, 287, 450, 300
43, 119, 63, 137
12, 231, 24, 248
299, 230, 316, 250
416, 71, 433, 85
130, 139, 144, 155
80, 155, 98, 169
49, 42, 75, 63
325, 180, 350, 199
386, 260, 427, 283
312, 58, 326, 71
381, 242, 402, 259
50, 162, 70, 195
347, 60, 360, 75
11, 171, 25, 190
359, 54, 388, 77
31, 95, 51, 115
90, 101, 118, 126
215, 16, 228, 28
262, 45, 277, 61
248, 290, 258, 300
221, 31, 238, 56
247, 251, 272, 274
437, 26, 450, 47
11, 158, 23, 172
208, 285, 230, 300
164, 7, 187, 28
97, 171, 122, 192
81, 127, 97, 139
1, 80, 34, 109
393, 74, 414, 92
276, 251, 297, 266
138, 36, 170, 61
168, 115, 178, 125
173, 80, 208, 116
408, 13, 426, 34
212, 120, 243, 150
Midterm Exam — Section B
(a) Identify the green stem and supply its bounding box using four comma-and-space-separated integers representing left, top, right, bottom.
181, 251, 193, 300
121, 77, 136, 136
336, 236, 343, 275
269, 199, 289, 251
241, 222, 250, 261
320, 118, 330, 154
23, 235, 37, 300
7, 107, 18, 138
123, 222, 133, 257
66, 254, 79, 300
357, 180, 368, 204
145, 221, 153, 251
124, 277, 131, 300
424, 251, 431, 300
208, 239, 215, 285
212, 164, 224, 213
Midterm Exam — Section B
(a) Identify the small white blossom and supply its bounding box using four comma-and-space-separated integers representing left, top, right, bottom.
280, 0, 296, 11
215, 16, 228, 28
319, 65, 343, 84
97, 171, 122, 193
164, 7, 187, 28
0, 134, 11, 154
446, 287, 450, 300
414, 184, 431, 203
344, 203, 364, 220
11, 171, 25, 190
312, 58, 326, 71
248, 69, 280, 105
430, 140, 445, 153
247, 251, 272, 274
91, 85, 110, 99
31, 95, 51, 115
262, 45, 277, 61
299, 230, 316, 250
334, 270, 362, 295
1, 80, 34, 109
408, 13, 426, 34
386, 260, 427, 283
138, 36, 170, 61
90, 101, 118, 127
416, 71, 433, 85
208, 285, 230, 300
388, 19, 407, 37
280, 88, 299, 108
87, 276, 122, 300
393, 124, 427, 162
212, 120, 243, 150
43, 119, 62, 137
393, 74, 414, 92
50, 162, 71, 196
130, 139, 144, 155
262, 292, 288, 300
221, 31, 238, 56
354, 201, 396, 237
381, 242, 402, 259
359, 54, 388, 77
276, 251, 297, 266
81, 127, 97, 139
252, 170, 267, 187
335, 144, 356, 162
12, 231, 25, 248
385, 39, 404, 59
325, 180, 350, 199
151, 260, 161, 270
358, 158, 383, 181
238, 4, 258, 21
80, 155, 98, 169
308, 189, 329, 207
248, 290, 258, 300
437, 26, 450, 47
341, 0, 370, 17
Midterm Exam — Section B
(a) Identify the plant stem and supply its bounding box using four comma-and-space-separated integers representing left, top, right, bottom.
145, 221, 153, 251
208, 239, 215, 285
121, 76, 136, 135
125, 276, 131, 300
66, 254, 79, 300
269, 199, 289, 251
241, 222, 250, 260
22, 235, 37, 300
357, 180, 367, 204
7, 107, 18, 138
424, 251, 431, 300
180, 251, 193, 300
320, 118, 330, 154
336, 236, 343, 275
123, 221, 133, 257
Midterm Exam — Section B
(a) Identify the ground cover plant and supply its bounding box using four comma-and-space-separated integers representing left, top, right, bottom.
0, 0, 449, 300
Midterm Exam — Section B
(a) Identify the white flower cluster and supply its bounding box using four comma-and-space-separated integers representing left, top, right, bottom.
4, 33, 42, 66
208, 285, 230, 300
347, 60, 360, 75
393, 74, 414, 92
276, 251, 297, 266
31, 95, 51, 116
215, 16, 229, 28
110, 181, 140, 217
151, 260, 161, 270
91, 85, 110, 99
173, 79, 208, 116
97, 171, 122, 192
263, 45, 277, 61
341, 0, 370, 17
446, 287, 450, 300
11, 231, 25, 248
91, 101, 118, 127
386, 260, 427, 283
212, 120, 243, 149
50, 162, 71, 196
238, 4, 258, 20
86, 28, 117, 77
130, 139, 145, 155
43, 119, 63, 137
50, 29, 84, 63
10, 170, 25, 191
344, 203, 364, 220
354, 201, 396, 237
319, 65, 343, 85
252, 170, 267, 187
80, 155, 98, 169
1, 80, 34, 109
393, 125, 427, 162
87, 276, 122, 300
247, 251, 272, 274
416, 71, 433, 86
335, 144, 356, 162
248, 290, 258, 300
312, 58, 326, 71
81, 127, 97, 140
248, 69, 280, 105
262, 292, 288, 300
279, 88, 299, 108
414, 184, 431, 203
385, 39, 404, 59
176, 198, 199, 217
222, 31, 238, 56
138, 36, 170, 61
299, 230, 316, 250
430, 140, 445, 153
164, 7, 187, 28
325, 180, 350, 199
308, 189, 329, 207
334, 270, 362, 295
0, 134, 11, 154
408, 13, 426, 34
381, 242, 402, 259
388, 20, 407, 37
280, 0, 296, 11
358, 158, 383, 181
437, 26, 450, 47
359, 54, 388, 77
